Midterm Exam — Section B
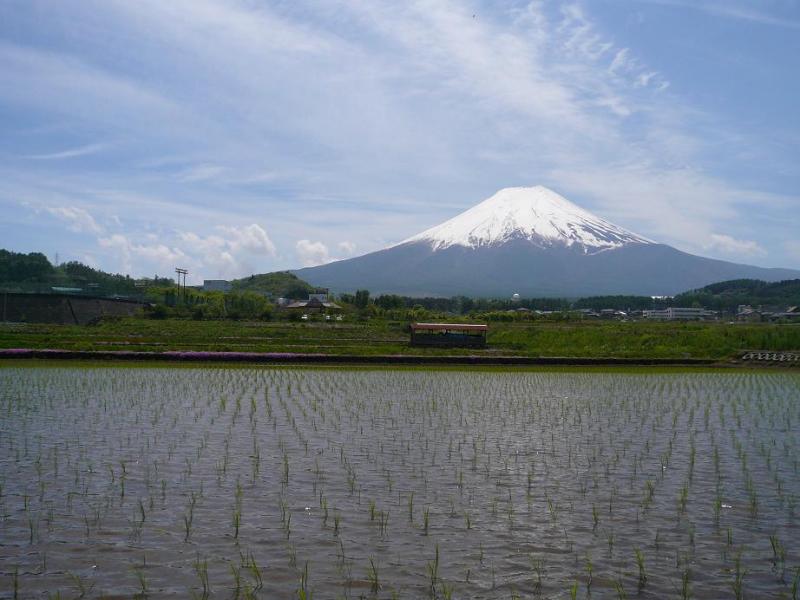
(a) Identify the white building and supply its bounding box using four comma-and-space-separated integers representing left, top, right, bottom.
643, 307, 715, 321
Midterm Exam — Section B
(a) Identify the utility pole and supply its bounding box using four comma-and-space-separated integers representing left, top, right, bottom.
175, 268, 188, 304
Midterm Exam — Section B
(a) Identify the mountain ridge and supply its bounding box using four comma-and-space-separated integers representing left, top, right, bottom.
294, 186, 800, 297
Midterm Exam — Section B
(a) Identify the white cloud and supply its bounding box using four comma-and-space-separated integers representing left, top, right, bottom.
217, 224, 277, 256
337, 241, 356, 255
630, 0, 800, 30
98, 233, 187, 274
177, 223, 276, 278
545, 163, 793, 258
705, 233, 766, 257
46, 206, 103, 234
93, 223, 276, 280
25, 143, 108, 160
296, 239, 334, 267
175, 164, 226, 182
635, 71, 658, 88
608, 48, 631, 74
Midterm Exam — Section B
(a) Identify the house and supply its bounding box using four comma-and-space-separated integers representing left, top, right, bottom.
643, 307, 716, 321
600, 309, 627, 320
769, 306, 800, 322
736, 305, 763, 322
284, 295, 342, 313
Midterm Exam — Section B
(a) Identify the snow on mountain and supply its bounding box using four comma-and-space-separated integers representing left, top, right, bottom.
293, 184, 800, 297
401, 186, 653, 254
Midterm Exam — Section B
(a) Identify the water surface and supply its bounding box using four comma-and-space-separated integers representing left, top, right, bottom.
1, 366, 798, 598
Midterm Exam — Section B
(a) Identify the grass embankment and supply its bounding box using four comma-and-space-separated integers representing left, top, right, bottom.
0, 318, 798, 359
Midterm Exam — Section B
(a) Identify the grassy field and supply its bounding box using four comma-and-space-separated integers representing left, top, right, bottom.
1, 317, 798, 359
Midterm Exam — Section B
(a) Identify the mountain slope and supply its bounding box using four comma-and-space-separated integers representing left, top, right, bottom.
294, 187, 800, 297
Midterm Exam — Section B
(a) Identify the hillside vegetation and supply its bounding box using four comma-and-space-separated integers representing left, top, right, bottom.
675, 279, 800, 311
3, 248, 799, 316
232, 271, 315, 299
0, 249, 173, 296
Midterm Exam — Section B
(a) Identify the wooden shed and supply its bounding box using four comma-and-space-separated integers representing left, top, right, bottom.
410, 323, 488, 348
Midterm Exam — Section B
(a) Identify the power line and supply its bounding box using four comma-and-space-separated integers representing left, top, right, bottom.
175, 267, 188, 303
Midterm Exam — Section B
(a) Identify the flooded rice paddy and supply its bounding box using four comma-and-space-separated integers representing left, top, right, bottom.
1, 366, 799, 599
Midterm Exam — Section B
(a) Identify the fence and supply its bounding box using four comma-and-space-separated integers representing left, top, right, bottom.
740, 351, 800, 363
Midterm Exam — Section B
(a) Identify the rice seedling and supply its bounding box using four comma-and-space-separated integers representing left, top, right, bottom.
232, 506, 241, 539
297, 561, 312, 600
612, 577, 626, 599
681, 568, 691, 600
367, 557, 380, 593
713, 496, 722, 525
530, 556, 544, 594
732, 551, 746, 600
230, 563, 242, 599
678, 483, 689, 514
770, 534, 787, 575
585, 553, 593, 588
67, 571, 94, 599
241, 550, 263, 590
379, 510, 389, 536
635, 548, 646, 589
441, 581, 454, 599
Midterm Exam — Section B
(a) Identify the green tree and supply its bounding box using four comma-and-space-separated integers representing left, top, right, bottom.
354, 289, 370, 309
375, 294, 404, 310
0, 249, 54, 282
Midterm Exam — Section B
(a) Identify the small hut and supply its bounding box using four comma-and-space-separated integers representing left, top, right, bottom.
409, 323, 488, 348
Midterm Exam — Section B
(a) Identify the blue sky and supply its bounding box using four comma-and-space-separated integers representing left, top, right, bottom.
1, 0, 798, 283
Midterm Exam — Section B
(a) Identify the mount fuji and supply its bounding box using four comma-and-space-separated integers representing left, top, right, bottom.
294, 186, 799, 297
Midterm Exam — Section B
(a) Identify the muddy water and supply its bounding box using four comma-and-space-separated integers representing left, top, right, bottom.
0, 366, 798, 598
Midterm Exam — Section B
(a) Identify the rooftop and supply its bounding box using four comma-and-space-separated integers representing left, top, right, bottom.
411, 323, 488, 331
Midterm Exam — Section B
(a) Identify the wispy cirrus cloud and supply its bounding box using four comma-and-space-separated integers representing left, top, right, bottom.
45, 206, 103, 234
0, 0, 797, 277
25, 143, 108, 160
627, 0, 800, 29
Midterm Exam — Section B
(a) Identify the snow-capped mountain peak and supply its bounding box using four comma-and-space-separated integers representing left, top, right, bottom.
401, 186, 653, 253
